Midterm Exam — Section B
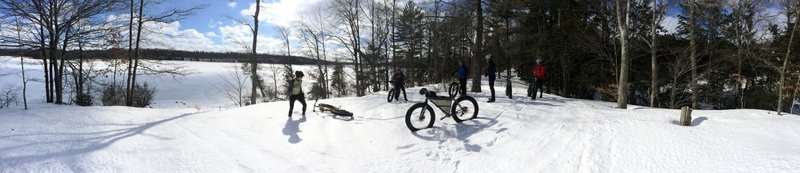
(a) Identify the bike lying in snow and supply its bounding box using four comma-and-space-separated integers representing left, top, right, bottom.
313, 99, 354, 117
404, 88, 479, 131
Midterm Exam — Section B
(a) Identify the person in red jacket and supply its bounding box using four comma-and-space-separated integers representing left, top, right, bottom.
532, 58, 546, 100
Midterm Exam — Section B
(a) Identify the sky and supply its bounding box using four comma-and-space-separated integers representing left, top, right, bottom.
138, 0, 326, 53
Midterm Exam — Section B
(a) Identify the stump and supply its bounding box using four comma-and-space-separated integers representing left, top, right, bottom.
680, 106, 692, 126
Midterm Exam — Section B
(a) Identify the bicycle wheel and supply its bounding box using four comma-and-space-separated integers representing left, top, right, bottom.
331, 109, 353, 117
387, 88, 395, 102
452, 96, 479, 123
405, 103, 435, 131
448, 82, 459, 97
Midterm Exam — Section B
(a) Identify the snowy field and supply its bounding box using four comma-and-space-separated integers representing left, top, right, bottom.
1, 56, 800, 172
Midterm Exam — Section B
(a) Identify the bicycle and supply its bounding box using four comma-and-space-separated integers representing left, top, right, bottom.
447, 78, 460, 98
313, 98, 354, 117
405, 88, 479, 131
387, 82, 406, 102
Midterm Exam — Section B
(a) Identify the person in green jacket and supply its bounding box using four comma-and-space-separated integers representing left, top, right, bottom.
288, 71, 306, 117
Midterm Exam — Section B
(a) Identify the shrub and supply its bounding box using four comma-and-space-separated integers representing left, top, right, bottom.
74, 93, 93, 106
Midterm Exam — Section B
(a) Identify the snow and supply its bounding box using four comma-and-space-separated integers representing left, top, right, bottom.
2, 56, 800, 172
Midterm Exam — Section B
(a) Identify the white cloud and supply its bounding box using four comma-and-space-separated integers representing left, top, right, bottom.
208, 19, 223, 29
218, 23, 284, 53
227, 1, 237, 8
205, 32, 218, 38
240, 0, 325, 27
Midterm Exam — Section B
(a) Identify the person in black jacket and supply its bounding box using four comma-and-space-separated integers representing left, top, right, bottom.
288, 71, 306, 117
391, 68, 408, 101
485, 54, 497, 102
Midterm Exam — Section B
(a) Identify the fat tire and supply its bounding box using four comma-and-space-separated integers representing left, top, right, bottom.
387, 88, 395, 102
405, 103, 435, 131
452, 96, 479, 123
448, 82, 459, 97
331, 109, 353, 117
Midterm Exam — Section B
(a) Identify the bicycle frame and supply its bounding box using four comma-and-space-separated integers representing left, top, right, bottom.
420, 95, 459, 120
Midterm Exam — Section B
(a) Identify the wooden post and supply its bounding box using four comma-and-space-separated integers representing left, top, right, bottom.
680, 106, 692, 126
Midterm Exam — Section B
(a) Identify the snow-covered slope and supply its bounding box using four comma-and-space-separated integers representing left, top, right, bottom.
2, 84, 800, 172
2, 57, 800, 172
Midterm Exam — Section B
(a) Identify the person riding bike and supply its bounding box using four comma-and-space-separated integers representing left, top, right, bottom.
391, 68, 408, 101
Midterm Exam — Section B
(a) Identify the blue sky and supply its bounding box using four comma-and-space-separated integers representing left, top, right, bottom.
138, 0, 326, 53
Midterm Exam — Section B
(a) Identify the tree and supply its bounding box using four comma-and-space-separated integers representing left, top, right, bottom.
616, 0, 632, 109
1, 0, 123, 104
219, 63, 248, 107
330, 0, 365, 96
392, 1, 425, 86
125, 0, 204, 106
471, 0, 484, 92
331, 60, 348, 96
777, 0, 799, 115
275, 25, 294, 99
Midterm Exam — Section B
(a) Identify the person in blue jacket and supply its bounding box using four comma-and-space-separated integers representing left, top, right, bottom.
456, 60, 469, 96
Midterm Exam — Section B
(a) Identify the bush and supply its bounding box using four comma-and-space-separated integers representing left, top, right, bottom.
101, 82, 156, 107
0, 86, 19, 109
102, 85, 125, 106
131, 82, 156, 108
74, 93, 93, 106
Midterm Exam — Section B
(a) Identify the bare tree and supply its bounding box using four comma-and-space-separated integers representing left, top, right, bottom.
275, 25, 295, 92
298, 18, 330, 99
777, 0, 799, 115
638, 0, 673, 107
125, 0, 205, 106
15, 16, 28, 110
330, 0, 365, 96
219, 63, 248, 107
1, 0, 123, 104
248, 0, 260, 105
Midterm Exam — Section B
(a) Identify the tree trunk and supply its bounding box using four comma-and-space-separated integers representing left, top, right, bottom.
616, 0, 631, 109
777, 11, 798, 115
650, 0, 659, 108
126, 0, 135, 106
128, 0, 145, 106
39, 25, 51, 103
470, 0, 483, 92
689, 0, 698, 109
250, 0, 261, 105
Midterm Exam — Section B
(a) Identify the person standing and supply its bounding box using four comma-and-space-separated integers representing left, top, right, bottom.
532, 59, 546, 100
392, 68, 408, 101
485, 54, 497, 102
456, 60, 469, 96
288, 71, 306, 117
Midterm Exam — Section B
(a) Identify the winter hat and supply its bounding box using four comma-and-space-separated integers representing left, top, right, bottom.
536, 58, 542, 63
295, 71, 304, 77
485, 54, 492, 60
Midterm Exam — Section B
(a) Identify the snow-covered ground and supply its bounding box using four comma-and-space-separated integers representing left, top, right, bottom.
1, 57, 800, 172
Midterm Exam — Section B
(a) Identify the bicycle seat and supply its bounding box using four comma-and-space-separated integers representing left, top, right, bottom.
419, 88, 439, 97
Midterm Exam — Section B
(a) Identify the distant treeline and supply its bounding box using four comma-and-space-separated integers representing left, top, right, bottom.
0, 48, 340, 65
